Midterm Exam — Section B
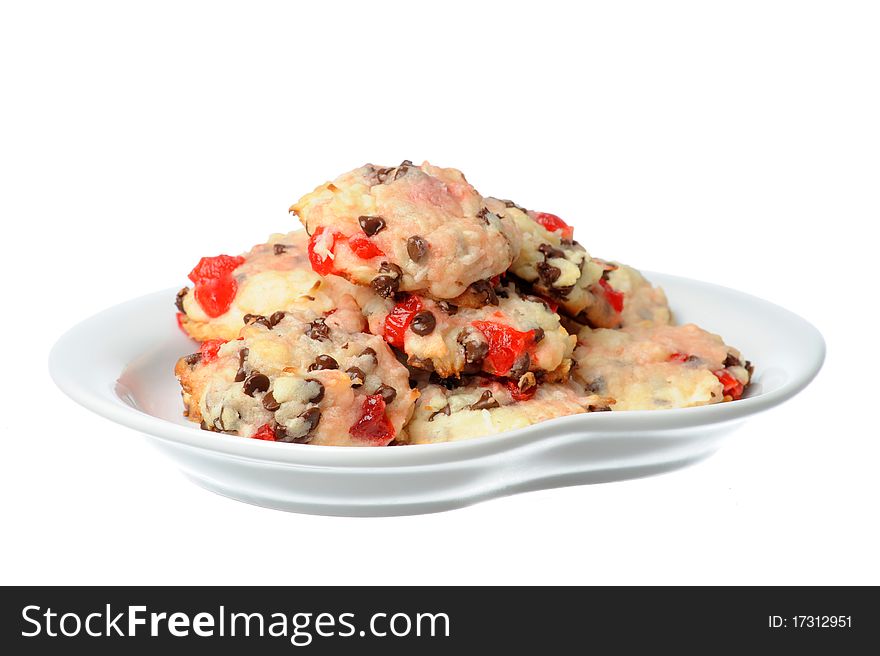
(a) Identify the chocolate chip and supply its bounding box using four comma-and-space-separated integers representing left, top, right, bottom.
306, 378, 325, 403
410, 311, 436, 336
477, 207, 490, 225
468, 279, 498, 306
745, 360, 754, 377
379, 261, 402, 278
243, 313, 272, 329
375, 166, 394, 183
242, 313, 283, 329
585, 376, 606, 394
508, 352, 531, 379
375, 384, 397, 404
278, 408, 322, 444
470, 390, 500, 410
537, 262, 561, 285
175, 287, 188, 313
375, 264, 404, 298
212, 404, 239, 432
533, 328, 545, 343
519, 293, 549, 309
408, 357, 435, 372
346, 366, 366, 388
588, 405, 612, 412
461, 336, 488, 365
393, 160, 413, 181
184, 352, 202, 366
538, 243, 565, 259
407, 235, 428, 261
360, 347, 378, 367
516, 372, 538, 396
262, 391, 280, 412
243, 372, 270, 397
438, 301, 458, 315
371, 275, 399, 298
723, 353, 743, 368
300, 407, 322, 433
234, 348, 249, 382
306, 318, 330, 341
435, 374, 465, 390
461, 361, 482, 375
308, 355, 338, 371
273, 243, 290, 255
428, 405, 451, 422
358, 215, 386, 236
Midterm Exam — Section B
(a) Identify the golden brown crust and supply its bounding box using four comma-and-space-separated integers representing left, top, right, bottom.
444, 280, 503, 309
174, 354, 203, 422
178, 313, 239, 342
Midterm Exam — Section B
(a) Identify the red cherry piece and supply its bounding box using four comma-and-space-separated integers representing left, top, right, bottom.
471, 321, 535, 376
176, 312, 186, 332
383, 295, 423, 349
251, 424, 277, 441
199, 339, 228, 364
534, 212, 574, 239
187, 254, 245, 318
307, 226, 339, 275
348, 235, 385, 259
668, 352, 690, 363
598, 278, 625, 313
714, 369, 744, 400
349, 394, 396, 444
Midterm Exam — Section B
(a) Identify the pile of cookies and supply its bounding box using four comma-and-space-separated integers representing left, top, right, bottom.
174, 161, 752, 446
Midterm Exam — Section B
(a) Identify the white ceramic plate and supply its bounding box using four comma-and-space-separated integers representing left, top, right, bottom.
49, 273, 824, 516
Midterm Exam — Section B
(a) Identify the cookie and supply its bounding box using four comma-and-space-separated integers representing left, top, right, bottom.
176, 230, 373, 341
484, 197, 605, 317
572, 323, 752, 410
578, 260, 672, 329
362, 283, 575, 383
290, 161, 522, 300
484, 198, 669, 329
175, 301, 418, 446
406, 381, 611, 444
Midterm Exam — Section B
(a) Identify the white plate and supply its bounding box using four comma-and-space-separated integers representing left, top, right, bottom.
49, 273, 824, 516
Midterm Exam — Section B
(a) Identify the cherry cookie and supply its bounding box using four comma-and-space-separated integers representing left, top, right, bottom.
572, 323, 752, 411
175, 300, 418, 446
290, 161, 522, 302
406, 381, 612, 444
176, 231, 373, 342
483, 198, 670, 329
362, 283, 575, 383
577, 261, 672, 329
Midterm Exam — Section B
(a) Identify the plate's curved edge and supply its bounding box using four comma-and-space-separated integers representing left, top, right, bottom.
48, 275, 826, 470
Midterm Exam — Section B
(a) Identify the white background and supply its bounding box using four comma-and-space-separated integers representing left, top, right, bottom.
1, 1, 877, 585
